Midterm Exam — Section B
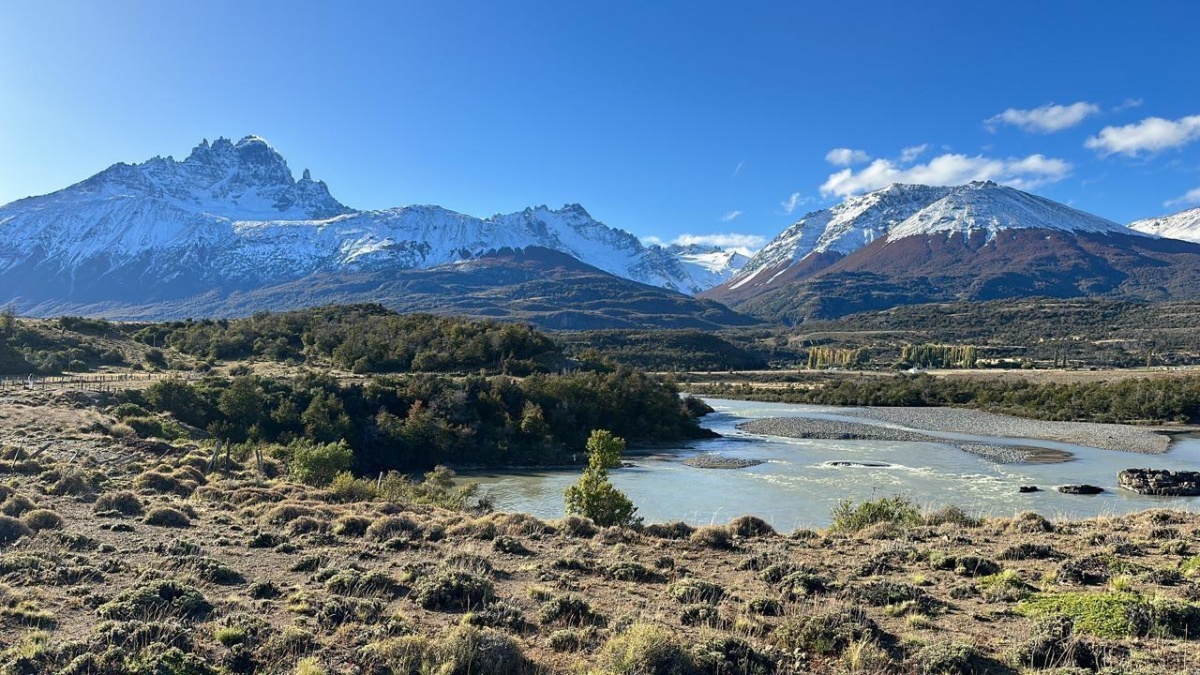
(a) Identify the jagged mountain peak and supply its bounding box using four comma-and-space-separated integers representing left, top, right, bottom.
0, 135, 748, 307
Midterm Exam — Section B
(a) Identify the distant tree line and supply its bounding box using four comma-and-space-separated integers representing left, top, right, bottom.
142, 304, 564, 375
696, 373, 1200, 425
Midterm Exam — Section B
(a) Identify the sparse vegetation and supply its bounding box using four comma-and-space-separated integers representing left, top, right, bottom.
0, 307, 1198, 673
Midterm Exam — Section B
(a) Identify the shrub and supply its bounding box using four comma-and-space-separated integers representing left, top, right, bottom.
144, 506, 191, 528
333, 515, 372, 537
643, 521, 695, 540
556, 515, 598, 538
929, 553, 1001, 577
248, 580, 282, 600
772, 606, 880, 657
492, 535, 532, 556
433, 625, 532, 675
264, 503, 320, 526
830, 495, 921, 533
286, 516, 326, 536
690, 636, 776, 675
94, 491, 145, 516
728, 515, 775, 538
97, 579, 212, 621
564, 430, 638, 527
548, 628, 592, 652
464, 600, 528, 632
999, 542, 1058, 561
132, 470, 189, 496
51, 471, 94, 496
328, 471, 378, 502
680, 604, 724, 627
186, 556, 245, 585
0, 515, 33, 544
539, 595, 607, 627
606, 561, 661, 583
289, 440, 353, 487
923, 505, 981, 528
412, 570, 494, 611
847, 580, 935, 612
668, 578, 724, 604
0, 494, 35, 517
21, 509, 61, 531
911, 641, 988, 675
976, 570, 1031, 602
689, 525, 733, 549
1012, 615, 1097, 670
366, 514, 421, 542
600, 623, 695, 675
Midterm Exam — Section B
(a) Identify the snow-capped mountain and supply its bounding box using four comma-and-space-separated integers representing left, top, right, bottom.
705, 181, 1200, 322
1129, 206, 1200, 243
727, 181, 1128, 293
0, 136, 740, 314
728, 184, 953, 291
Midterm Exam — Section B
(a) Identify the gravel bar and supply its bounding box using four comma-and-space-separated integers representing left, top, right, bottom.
847, 407, 1171, 455
682, 454, 766, 469
738, 417, 1042, 463
737, 407, 1171, 463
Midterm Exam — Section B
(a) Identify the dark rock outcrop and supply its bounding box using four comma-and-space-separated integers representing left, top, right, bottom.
1118, 469, 1200, 496
1058, 484, 1104, 495
1019, 486, 1041, 493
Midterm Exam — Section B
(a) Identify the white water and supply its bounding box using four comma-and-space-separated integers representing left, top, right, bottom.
465, 398, 1200, 530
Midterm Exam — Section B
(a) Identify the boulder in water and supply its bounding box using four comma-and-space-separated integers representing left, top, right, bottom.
1018, 486, 1041, 493
1117, 469, 1200, 496
1058, 484, 1104, 495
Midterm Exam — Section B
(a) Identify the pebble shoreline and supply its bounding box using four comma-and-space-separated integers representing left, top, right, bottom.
737, 407, 1171, 464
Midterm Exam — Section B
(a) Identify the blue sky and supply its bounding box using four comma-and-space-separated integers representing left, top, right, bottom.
3, 1, 1200, 252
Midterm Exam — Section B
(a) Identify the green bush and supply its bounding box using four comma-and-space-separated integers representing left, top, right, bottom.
97, 579, 212, 621
289, 440, 353, 487
327, 471, 378, 502
412, 570, 494, 611
830, 495, 922, 533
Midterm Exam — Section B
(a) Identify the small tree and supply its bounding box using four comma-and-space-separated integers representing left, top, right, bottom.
564, 430, 637, 527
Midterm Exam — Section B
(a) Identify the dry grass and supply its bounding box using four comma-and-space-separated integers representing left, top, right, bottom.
0, 387, 1197, 673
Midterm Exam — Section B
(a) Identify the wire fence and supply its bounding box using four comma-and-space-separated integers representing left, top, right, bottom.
0, 372, 170, 393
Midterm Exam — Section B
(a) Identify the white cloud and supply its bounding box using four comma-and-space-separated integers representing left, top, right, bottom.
899, 144, 929, 163
820, 152, 1073, 198
1086, 115, 1200, 156
721, 210, 744, 222
732, 160, 745, 177
672, 233, 766, 255
825, 148, 871, 167
781, 192, 811, 215
1165, 187, 1200, 209
1113, 98, 1144, 112
985, 101, 1100, 133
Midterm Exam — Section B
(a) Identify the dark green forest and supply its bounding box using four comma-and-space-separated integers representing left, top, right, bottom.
121, 368, 712, 472
143, 305, 564, 375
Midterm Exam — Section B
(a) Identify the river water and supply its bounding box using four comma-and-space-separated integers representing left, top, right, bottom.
465, 398, 1200, 530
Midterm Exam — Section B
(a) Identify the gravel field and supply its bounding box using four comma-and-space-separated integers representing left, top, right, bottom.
737, 407, 1172, 463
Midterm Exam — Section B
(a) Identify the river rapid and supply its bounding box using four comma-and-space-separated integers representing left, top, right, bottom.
464, 398, 1200, 530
